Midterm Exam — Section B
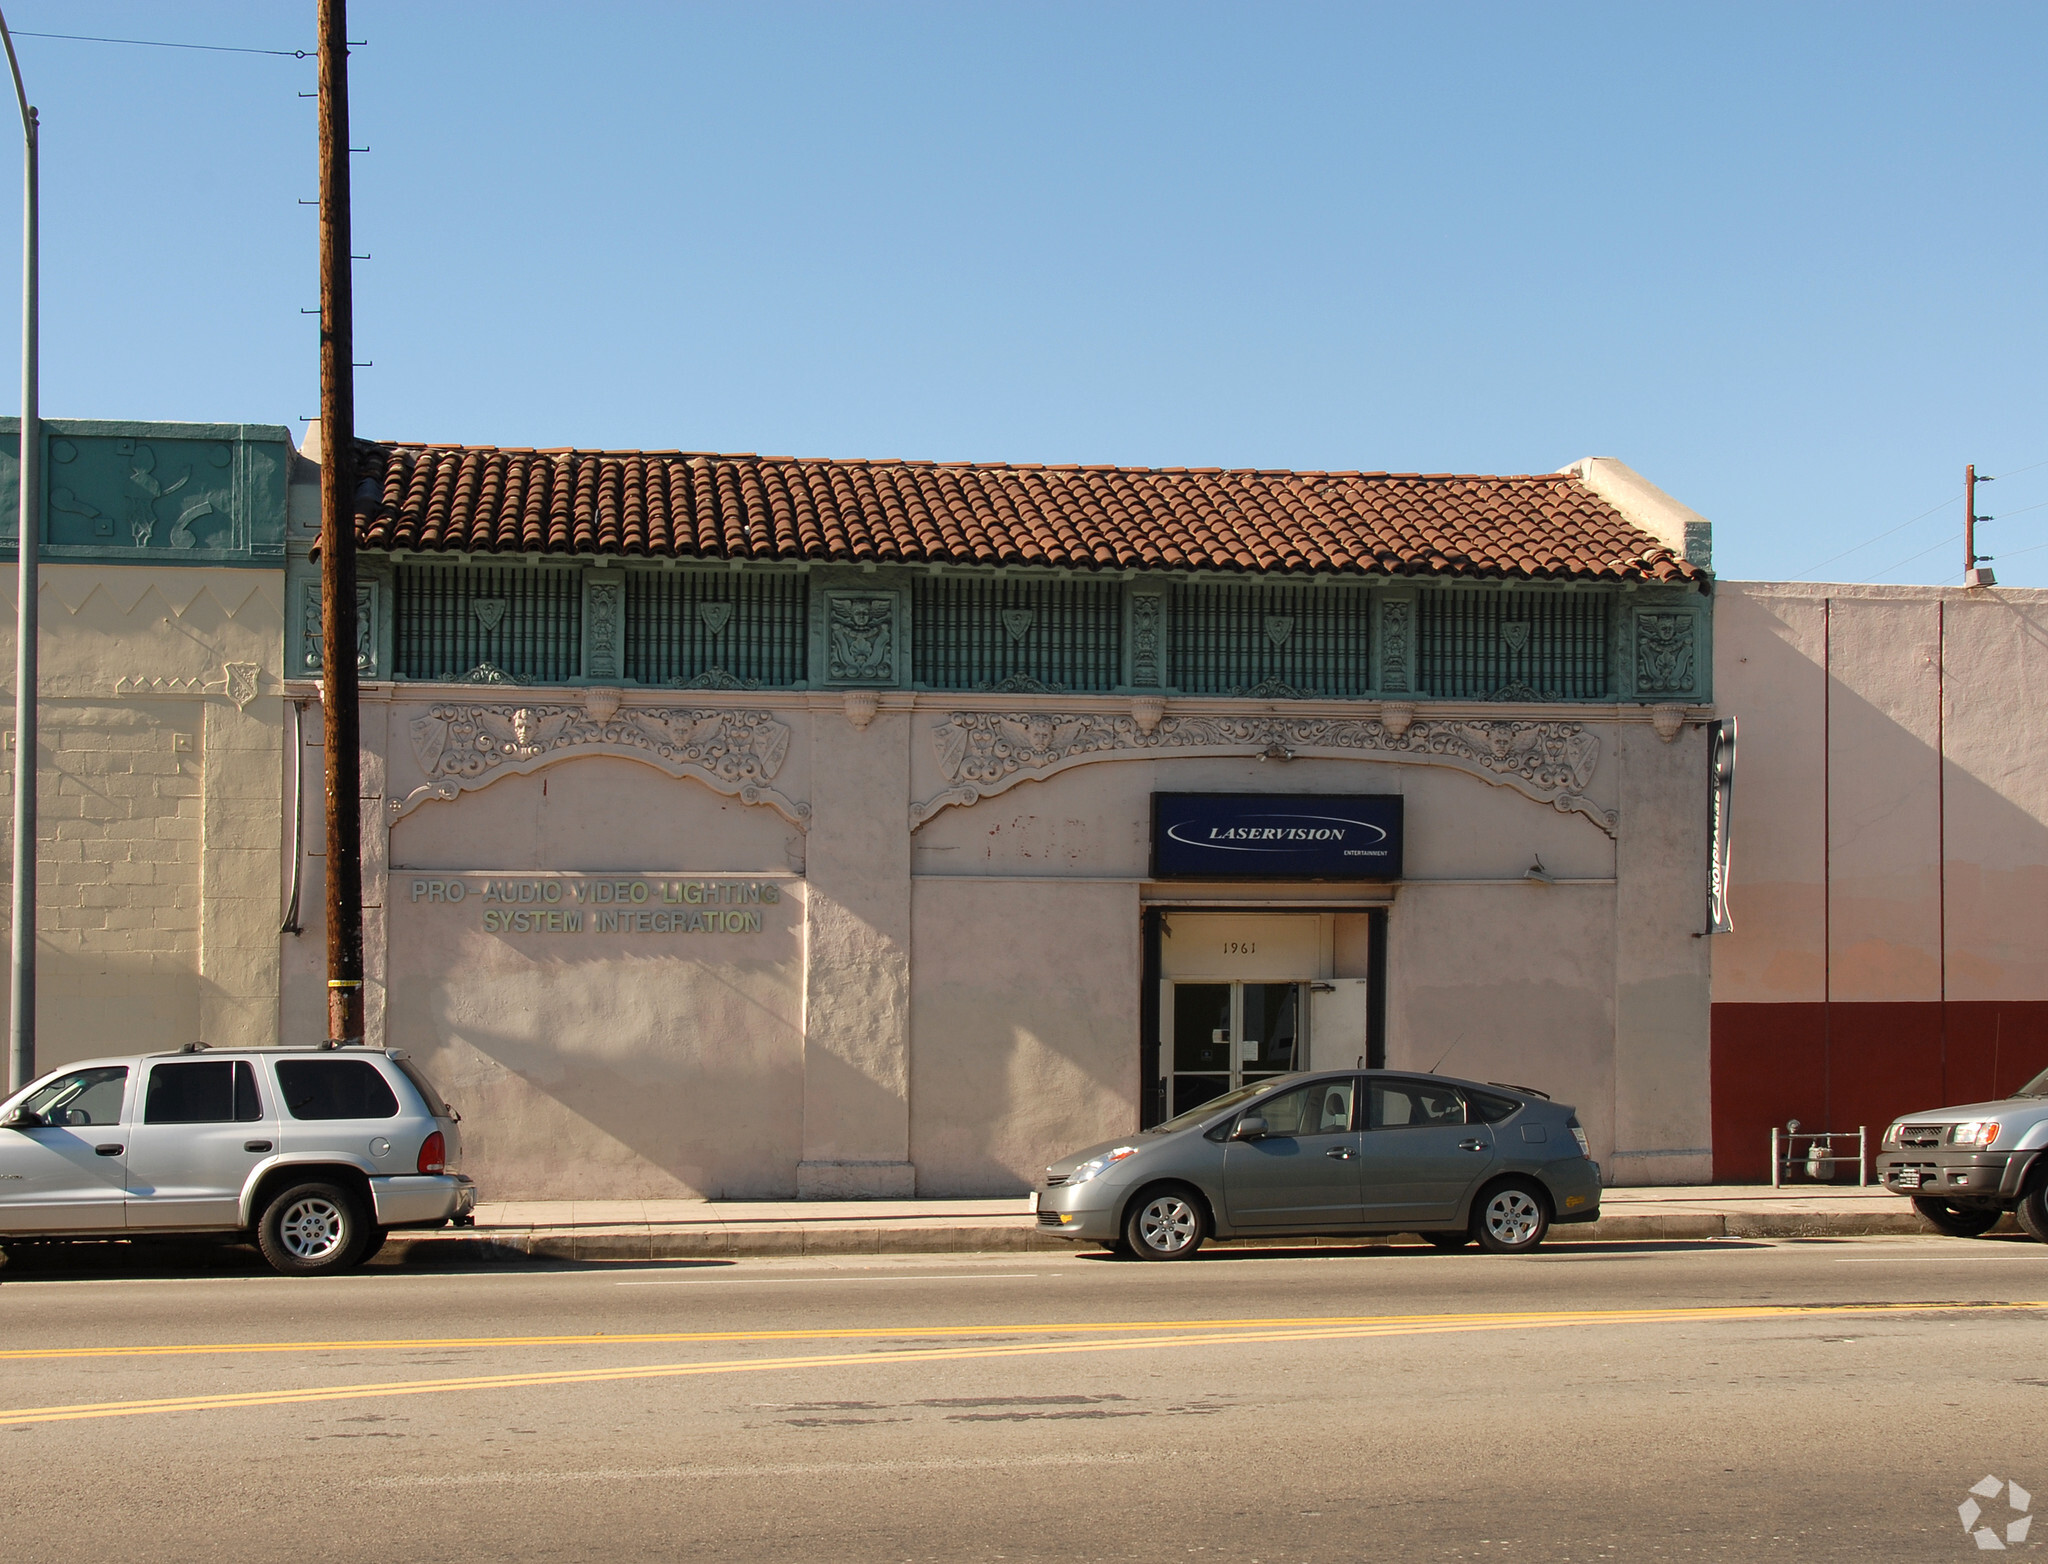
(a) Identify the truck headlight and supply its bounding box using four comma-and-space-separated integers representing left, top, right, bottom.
1066, 1147, 1137, 1186
1950, 1121, 2001, 1149
1882, 1122, 1902, 1149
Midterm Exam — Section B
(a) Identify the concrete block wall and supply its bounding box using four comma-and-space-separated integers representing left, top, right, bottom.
0, 564, 286, 1067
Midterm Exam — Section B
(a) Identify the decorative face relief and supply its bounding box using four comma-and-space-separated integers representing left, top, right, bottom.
917, 711, 1614, 835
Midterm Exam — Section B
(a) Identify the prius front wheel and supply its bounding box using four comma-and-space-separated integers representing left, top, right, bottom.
1124, 1186, 1205, 1261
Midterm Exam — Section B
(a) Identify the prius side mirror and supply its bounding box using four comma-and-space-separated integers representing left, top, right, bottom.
1234, 1115, 1268, 1141
1, 1107, 45, 1129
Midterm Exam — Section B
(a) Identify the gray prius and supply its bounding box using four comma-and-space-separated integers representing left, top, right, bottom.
1035, 1070, 1601, 1259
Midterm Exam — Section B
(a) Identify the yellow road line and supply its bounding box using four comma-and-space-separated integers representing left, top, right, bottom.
5, 1299, 2042, 1365
1, 1300, 2043, 1428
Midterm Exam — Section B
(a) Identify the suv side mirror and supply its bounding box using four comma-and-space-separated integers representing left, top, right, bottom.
1, 1107, 45, 1130
1234, 1115, 1268, 1141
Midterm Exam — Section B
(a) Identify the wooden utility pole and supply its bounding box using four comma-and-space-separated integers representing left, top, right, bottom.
1964, 464, 1996, 588
317, 0, 364, 1043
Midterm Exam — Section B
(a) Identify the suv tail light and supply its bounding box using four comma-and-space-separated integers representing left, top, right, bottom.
417, 1130, 446, 1174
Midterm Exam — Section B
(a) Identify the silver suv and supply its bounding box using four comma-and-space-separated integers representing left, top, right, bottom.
0, 1045, 476, 1274
1873, 1066, 2048, 1241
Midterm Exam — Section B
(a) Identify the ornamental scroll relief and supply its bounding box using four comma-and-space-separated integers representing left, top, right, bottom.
915, 712, 1614, 835
388, 703, 807, 828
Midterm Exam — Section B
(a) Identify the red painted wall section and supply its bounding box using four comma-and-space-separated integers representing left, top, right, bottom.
1711, 1001, 2048, 1183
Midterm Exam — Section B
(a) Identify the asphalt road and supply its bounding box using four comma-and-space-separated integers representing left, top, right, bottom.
1, 1233, 2044, 1562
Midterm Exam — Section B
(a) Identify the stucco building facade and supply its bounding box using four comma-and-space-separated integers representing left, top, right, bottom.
12, 415, 2034, 1198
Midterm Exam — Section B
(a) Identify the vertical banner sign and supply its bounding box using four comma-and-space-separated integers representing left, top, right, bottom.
1708, 717, 1737, 934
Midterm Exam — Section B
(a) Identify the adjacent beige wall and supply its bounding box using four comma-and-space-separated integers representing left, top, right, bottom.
1712, 582, 2048, 1006
0, 563, 284, 1066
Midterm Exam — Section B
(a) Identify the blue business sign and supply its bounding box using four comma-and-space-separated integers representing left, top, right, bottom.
1151, 793, 1403, 881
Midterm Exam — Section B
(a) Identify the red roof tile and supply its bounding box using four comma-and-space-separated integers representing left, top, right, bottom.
351, 442, 1705, 584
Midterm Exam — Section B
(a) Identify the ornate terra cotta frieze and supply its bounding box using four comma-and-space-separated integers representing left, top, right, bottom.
1634, 609, 1697, 696
388, 702, 807, 828
825, 592, 896, 685
914, 711, 1615, 835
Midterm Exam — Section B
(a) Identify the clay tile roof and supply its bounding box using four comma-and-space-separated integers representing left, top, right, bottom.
351, 441, 1704, 584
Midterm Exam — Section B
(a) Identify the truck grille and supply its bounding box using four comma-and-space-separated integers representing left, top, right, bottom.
1898, 1125, 1947, 1148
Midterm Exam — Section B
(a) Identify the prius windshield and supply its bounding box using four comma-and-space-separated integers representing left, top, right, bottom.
1149, 1082, 1273, 1135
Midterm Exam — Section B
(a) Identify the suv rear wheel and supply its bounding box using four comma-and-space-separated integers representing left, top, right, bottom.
257, 1181, 372, 1276
1912, 1197, 2002, 1237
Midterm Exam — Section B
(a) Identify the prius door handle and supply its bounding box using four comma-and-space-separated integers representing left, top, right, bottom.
1325, 1147, 1354, 1160
94, 1143, 123, 1156
1458, 1139, 1487, 1152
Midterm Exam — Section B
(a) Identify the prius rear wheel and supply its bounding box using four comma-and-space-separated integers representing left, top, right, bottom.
1472, 1180, 1550, 1255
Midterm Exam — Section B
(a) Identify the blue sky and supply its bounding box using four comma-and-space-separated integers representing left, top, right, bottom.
3, 1, 2044, 586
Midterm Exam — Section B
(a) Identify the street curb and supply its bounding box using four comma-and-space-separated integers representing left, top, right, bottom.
381, 1210, 1949, 1263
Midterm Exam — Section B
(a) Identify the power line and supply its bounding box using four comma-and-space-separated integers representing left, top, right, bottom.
1792, 492, 1959, 579
1870, 529, 1962, 582
1789, 457, 2046, 583
12, 30, 312, 59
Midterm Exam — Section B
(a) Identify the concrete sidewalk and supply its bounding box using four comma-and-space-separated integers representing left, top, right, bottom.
385, 1184, 1968, 1263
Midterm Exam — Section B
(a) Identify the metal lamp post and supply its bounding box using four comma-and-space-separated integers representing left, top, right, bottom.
0, 10, 34, 1094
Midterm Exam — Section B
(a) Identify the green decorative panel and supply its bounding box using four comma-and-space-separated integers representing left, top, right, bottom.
1166, 582, 1373, 698
623, 569, 806, 688
816, 583, 908, 688
1415, 588, 1611, 700
1617, 595, 1708, 701
913, 576, 1121, 693
391, 563, 583, 684
1375, 591, 1415, 694
1125, 586, 1166, 690
299, 580, 379, 679
0, 417, 289, 565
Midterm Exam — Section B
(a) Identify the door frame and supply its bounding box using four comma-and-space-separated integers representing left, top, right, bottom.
1139, 904, 1387, 1129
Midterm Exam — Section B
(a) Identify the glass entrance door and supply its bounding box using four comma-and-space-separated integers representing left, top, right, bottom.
1165, 981, 1304, 1119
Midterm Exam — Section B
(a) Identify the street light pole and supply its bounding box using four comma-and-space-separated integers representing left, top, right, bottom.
0, 10, 36, 1094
